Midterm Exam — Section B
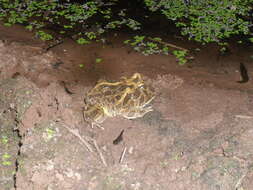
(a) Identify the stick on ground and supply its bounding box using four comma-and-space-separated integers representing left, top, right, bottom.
119, 147, 127, 164
148, 37, 189, 52
62, 123, 93, 152
93, 139, 108, 167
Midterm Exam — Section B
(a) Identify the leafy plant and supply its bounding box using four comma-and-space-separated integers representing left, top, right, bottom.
2, 0, 252, 45
124, 35, 189, 63
124, 35, 172, 56
0, 0, 145, 45
1, 0, 252, 65
145, 0, 253, 43
124, 35, 159, 55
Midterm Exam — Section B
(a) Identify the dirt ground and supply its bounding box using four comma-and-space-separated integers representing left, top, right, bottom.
0, 23, 253, 190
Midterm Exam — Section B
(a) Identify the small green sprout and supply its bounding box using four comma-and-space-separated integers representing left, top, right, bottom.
2, 153, 11, 166
2, 161, 12, 166
162, 46, 169, 55
3, 153, 11, 159
160, 160, 169, 168
95, 58, 102, 63
44, 128, 55, 141
25, 90, 32, 95
1, 135, 8, 144
79, 64, 84, 68
219, 47, 227, 53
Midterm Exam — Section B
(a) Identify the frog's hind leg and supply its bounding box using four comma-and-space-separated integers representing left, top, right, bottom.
92, 80, 124, 90
124, 73, 143, 85
123, 106, 153, 119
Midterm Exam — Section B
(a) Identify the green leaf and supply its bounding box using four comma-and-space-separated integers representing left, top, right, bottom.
123, 40, 130, 44
36, 31, 53, 41
25, 25, 33, 31
77, 38, 90, 45
4, 23, 12, 27
248, 38, 253, 43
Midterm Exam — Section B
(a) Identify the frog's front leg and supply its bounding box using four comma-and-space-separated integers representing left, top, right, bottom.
91, 122, 105, 130
123, 106, 153, 119
83, 105, 107, 130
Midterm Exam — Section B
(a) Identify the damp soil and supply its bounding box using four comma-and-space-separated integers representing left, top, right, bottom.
0, 23, 253, 190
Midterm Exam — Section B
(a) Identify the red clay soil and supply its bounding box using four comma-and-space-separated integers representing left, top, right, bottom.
0, 23, 253, 190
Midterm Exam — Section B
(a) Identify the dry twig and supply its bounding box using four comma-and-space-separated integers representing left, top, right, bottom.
235, 115, 253, 119
93, 139, 107, 167
119, 147, 127, 164
62, 124, 93, 152
147, 37, 189, 52
235, 171, 248, 190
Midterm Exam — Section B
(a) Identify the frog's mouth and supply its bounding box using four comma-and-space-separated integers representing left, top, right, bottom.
102, 107, 111, 117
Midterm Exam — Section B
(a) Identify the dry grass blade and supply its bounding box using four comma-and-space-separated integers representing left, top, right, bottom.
235, 115, 253, 119
61, 123, 93, 152
93, 139, 107, 167
148, 37, 188, 52
119, 146, 127, 164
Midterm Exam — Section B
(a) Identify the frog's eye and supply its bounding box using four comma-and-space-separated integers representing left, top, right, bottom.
115, 95, 121, 100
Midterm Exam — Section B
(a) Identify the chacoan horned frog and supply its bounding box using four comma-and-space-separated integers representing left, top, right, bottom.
83, 73, 155, 128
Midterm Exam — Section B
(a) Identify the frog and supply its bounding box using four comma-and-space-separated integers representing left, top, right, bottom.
83, 73, 155, 128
